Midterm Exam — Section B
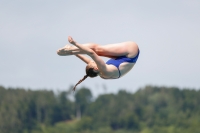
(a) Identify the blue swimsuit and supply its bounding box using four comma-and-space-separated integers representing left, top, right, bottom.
105, 49, 140, 78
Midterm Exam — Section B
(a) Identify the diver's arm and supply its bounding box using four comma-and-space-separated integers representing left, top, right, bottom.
68, 36, 94, 55
75, 54, 91, 64
68, 36, 108, 73
88, 51, 107, 72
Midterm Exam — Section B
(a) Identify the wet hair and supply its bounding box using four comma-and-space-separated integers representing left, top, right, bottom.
73, 65, 99, 91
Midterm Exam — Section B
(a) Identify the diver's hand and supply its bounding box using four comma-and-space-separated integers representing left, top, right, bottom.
68, 36, 76, 45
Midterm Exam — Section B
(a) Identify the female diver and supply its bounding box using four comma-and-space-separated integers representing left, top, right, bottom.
57, 36, 140, 91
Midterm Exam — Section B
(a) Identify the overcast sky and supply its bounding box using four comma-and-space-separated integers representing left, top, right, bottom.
0, 0, 200, 96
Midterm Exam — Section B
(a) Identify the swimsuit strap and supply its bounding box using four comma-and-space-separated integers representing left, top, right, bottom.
117, 67, 121, 78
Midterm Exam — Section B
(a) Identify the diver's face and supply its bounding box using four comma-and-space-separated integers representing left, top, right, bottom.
88, 61, 99, 71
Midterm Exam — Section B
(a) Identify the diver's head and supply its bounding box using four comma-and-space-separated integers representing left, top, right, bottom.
73, 61, 99, 91
86, 61, 99, 78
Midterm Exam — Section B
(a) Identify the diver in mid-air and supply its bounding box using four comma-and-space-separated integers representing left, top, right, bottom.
57, 36, 140, 91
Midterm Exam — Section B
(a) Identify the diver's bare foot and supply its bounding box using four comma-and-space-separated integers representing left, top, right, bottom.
57, 36, 78, 56
57, 45, 72, 56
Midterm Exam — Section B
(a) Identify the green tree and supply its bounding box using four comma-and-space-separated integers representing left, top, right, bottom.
75, 88, 92, 118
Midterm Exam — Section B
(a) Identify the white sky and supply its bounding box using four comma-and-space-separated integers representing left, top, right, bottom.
0, 0, 200, 97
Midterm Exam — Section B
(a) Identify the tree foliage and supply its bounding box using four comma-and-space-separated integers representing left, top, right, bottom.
0, 85, 200, 133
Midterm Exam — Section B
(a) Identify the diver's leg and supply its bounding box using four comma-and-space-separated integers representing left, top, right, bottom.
57, 43, 118, 58
93, 42, 139, 58
57, 43, 100, 56
57, 41, 138, 58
